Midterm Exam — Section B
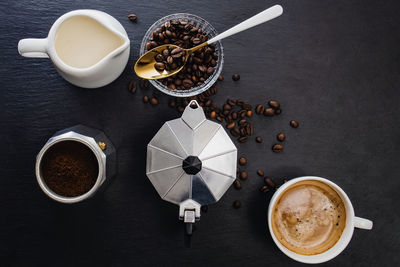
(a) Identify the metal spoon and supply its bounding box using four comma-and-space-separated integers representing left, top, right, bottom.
134, 5, 283, 80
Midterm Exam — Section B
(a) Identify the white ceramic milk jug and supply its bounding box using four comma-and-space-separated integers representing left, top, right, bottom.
18, 10, 130, 88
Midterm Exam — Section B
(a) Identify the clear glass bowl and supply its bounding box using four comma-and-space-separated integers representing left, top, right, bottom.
140, 13, 224, 97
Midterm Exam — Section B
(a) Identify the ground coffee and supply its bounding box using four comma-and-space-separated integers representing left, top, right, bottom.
41, 141, 99, 197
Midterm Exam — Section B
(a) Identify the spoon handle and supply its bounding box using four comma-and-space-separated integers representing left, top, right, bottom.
207, 5, 283, 44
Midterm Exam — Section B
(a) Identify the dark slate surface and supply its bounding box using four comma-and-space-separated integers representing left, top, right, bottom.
1, 0, 399, 266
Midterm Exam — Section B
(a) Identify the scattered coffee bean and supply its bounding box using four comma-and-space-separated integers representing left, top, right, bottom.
264, 108, 275, 116
128, 80, 137, 93
143, 96, 149, 103
232, 74, 240, 81
238, 136, 248, 143
265, 177, 276, 188
277, 133, 286, 142
227, 122, 235, 129
128, 14, 137, 22
246, 110, 253, 117
257, 170, 264, 177
233, 179, 242, 190
201, 205, 208, 213
268, 100, 280, 109
140, 79, 150, 88
255, 136, 263, 143
272, 144, 284, 153
239, 157, 247, 166
150, 98, 158, 105
233, 200, 241, 209
255, 104, 265, 115
169, 99, 176, 107
260, 185, 270, 193
290, 120, 299, 128
210, 111, 216, 119
240, 171, 248, 180
218, 75, 224, 81
274, 108, 282, 115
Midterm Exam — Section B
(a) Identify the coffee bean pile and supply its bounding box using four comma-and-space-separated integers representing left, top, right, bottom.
127, 72, 301, 210
145, 19, 218, 90
154, 46, 186, 73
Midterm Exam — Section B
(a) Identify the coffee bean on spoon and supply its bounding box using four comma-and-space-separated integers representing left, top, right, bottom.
272, 144, 283, 153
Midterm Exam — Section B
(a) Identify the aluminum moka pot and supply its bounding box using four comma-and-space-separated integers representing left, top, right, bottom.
35, 125, 116, 203
146, 100, 237, 241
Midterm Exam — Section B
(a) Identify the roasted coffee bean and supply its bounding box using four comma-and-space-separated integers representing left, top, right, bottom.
169, 99, 176, 107
177, 106, 184, 113
218, 75, 224, 81
183, 79, 194, 88
255, 104, 265, 115
255, 136, 263, 143
143, 95, 149, 103
246, 110, 253, 117
201, 205, 208, 213
268, 100, 280, 109
140, 79, 150, 88
128, 14, 137, 22
236, 99, 244, 106
154, 62, 165, 71
210, 111, 216, 119
232, 74, 240, 81
227, 99, 235, 106
265, 177, 276, 188
204, 99, 212, 107
239, 128, 246, 137
150, 98, 158, 105
274, 108, 282, 115
240, 171, 248, 180
264, 108, 275, 116
233, 200, 241, 209
242, 103, 252, 110
239, 119, 247, 126
238, 136, 248, 143
260, 185, 270, 193
232, 112, 238, 120
290, 120, 299, 128
128, 80, 137, 93
147, 21, 218, 90
227, 122, 235, 129
216, 116, 223, 122
230, 127, 240, 137
277, 133, 286, 142
272, 144, 284, 153
225, 115, 233, 123
239, 157, 247, 166
222, 110, 230, 116
257, 170, 264, 177
233, 179, 242, 190
223, 104, 232, 111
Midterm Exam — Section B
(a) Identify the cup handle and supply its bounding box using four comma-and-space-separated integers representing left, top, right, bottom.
354, 216, 373, 230
18, 38, 49, 58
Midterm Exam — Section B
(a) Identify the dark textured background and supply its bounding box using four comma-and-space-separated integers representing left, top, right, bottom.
1, 0, 399, 266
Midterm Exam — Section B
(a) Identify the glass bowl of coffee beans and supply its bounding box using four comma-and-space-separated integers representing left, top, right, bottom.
140, 13, 224, 97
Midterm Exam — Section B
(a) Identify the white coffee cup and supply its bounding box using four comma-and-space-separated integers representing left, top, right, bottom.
268, 176, 373, 264
18, 10, 130, 88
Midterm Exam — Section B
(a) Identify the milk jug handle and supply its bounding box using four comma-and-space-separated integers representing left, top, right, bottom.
18, 38, 48, 58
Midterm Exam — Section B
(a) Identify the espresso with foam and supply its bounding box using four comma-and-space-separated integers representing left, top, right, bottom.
271, 180, 346, 255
